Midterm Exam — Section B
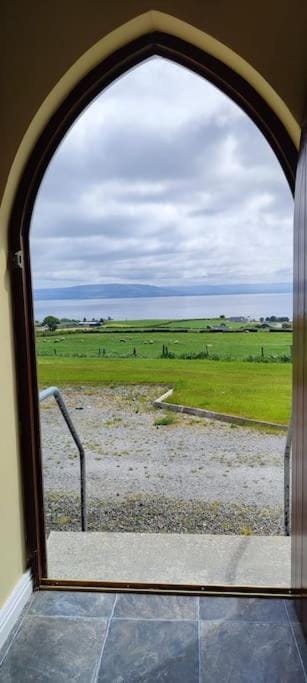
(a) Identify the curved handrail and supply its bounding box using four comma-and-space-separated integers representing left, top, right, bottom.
39, 386, 87, 531
284, 417, 292, 536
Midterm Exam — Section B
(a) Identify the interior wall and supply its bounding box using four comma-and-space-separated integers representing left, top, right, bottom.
0, 237, 25, 605
2, 1, 306, 203
0, 0, 304, 606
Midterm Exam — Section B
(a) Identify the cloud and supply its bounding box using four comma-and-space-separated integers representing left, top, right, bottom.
30, 56, 293, 289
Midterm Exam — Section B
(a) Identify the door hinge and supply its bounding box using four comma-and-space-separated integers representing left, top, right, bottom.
12, 250, 24, 270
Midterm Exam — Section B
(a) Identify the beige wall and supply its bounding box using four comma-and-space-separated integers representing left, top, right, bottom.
0, 241, 25, 605
0, 0, 305, 606
2, 1, 307, 200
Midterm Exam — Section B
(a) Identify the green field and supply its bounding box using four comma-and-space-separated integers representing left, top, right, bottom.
36, 318, 292, 424
102, 317, 247, 330
36, 329, 292, 361
38, 357, 292, 424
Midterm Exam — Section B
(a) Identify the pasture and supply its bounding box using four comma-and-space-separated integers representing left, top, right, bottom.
38, 357, 292, 424
36, 318, 292, 424
36, 327, 292, 362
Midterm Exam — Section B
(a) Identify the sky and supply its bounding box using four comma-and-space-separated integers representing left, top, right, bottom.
30, 57, 293, 290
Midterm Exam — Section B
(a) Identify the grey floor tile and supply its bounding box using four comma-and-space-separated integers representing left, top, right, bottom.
199, 620, 305, 683
285, 598, 301, 623
0, 615, 107, 682
286, 599, 307, 676
97, 619, 199, 682
199, 596, 288, 623
291, 621, 307, 676
28, 590, 116, 618
113, 593, 198, 620
0, 599, 32, 667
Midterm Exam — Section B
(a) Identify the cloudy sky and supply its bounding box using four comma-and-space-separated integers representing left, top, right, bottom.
30, 57, 293, 290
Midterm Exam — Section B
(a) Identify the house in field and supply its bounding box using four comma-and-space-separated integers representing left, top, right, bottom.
258, 322, 284, 331
78, 320, 103, 327
229, 316, 247, 323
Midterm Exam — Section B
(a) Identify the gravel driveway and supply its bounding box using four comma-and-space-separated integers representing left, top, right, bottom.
39, 385, 287, 535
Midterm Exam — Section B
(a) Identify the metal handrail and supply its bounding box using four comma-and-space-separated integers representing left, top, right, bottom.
284, 418, 292, 536
39, 386, 87, 531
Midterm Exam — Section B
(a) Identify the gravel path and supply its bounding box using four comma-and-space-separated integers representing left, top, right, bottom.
40, 385, 287, 535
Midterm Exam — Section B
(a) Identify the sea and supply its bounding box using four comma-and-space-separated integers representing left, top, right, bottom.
34, 291, 293, 321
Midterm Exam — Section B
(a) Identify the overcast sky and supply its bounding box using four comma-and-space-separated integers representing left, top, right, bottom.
30, 57, 293, 290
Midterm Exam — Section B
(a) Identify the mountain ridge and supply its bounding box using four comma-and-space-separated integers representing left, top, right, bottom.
34, 282, 292, 301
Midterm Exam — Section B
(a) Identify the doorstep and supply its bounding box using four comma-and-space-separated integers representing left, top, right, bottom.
47, 532, 291, 588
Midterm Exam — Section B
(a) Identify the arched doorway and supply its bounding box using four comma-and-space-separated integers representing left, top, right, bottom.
8, 32, 297, 593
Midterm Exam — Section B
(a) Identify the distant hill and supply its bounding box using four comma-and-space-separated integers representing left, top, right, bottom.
34, 282, 292, 301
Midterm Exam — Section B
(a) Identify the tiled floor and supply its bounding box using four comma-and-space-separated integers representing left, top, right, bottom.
0, 592, 306, 682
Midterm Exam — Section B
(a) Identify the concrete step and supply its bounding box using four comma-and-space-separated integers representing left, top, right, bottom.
47, 532, 290, 588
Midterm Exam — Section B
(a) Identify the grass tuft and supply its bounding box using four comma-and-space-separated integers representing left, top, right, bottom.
154, 412, 177, 427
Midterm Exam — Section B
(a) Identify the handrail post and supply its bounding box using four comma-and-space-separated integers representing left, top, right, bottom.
39, 386, 87, 531
284, 417, 292, 536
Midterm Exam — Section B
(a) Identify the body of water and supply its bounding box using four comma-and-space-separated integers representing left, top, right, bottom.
34, 291, 293, 321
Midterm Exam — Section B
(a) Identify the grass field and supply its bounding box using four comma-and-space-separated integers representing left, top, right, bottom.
38, 357, 292, 424
36, 318, 292, 424
36, 329, 292, 361
102, 317, 247, 330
